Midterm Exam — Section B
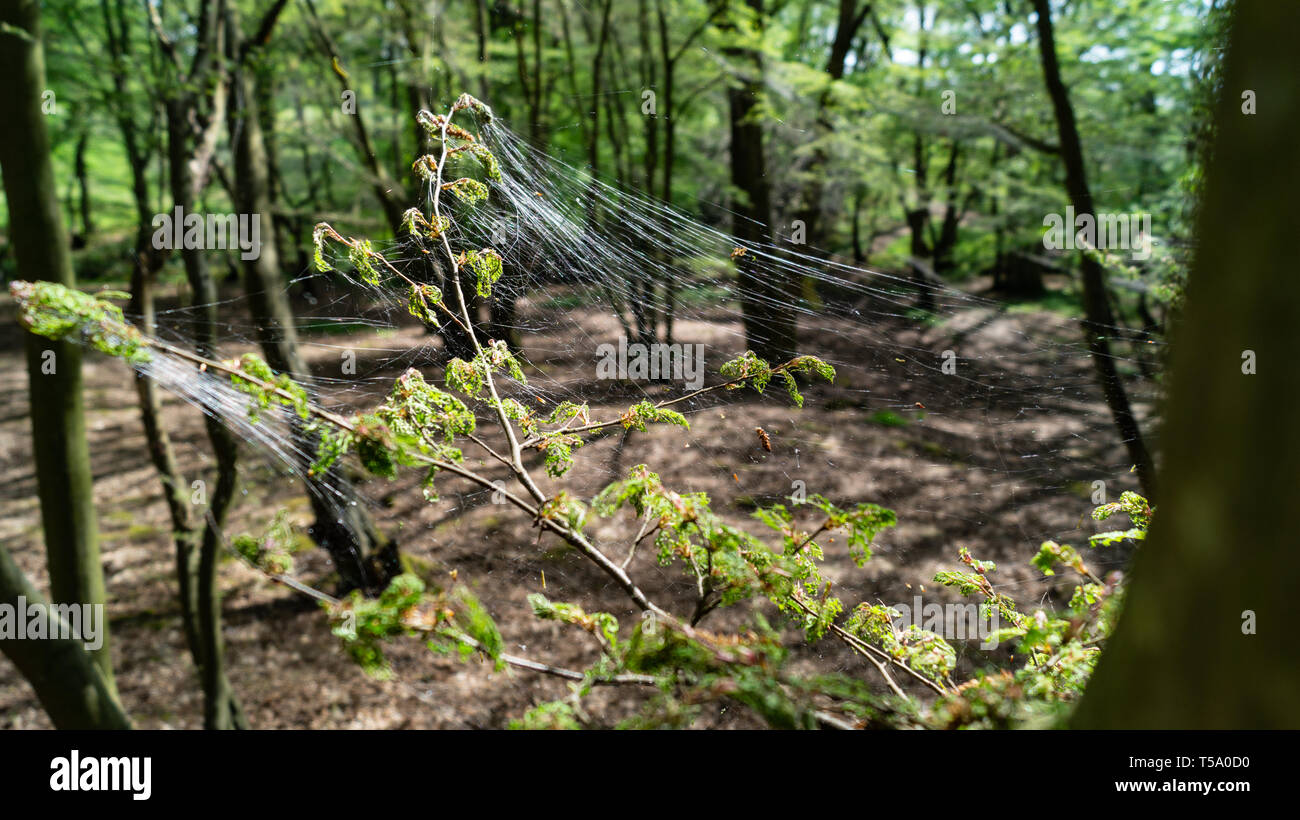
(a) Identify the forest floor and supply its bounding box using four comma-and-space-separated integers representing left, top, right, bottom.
0, 274, 1154, 728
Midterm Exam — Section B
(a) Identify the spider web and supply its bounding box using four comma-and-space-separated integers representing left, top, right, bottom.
128, 106, 1161, 681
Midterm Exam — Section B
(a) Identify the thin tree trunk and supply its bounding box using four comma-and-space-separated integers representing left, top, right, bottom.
850, 187, 866, 263
112, 0, 248, 729
474, 0, 491, 100
74, 130, 94, 244
588, 0, 614, 173
303, 0, 408, 235
794, 0, 871, 254
655, 0, 676, 343
163, 75, 248, 726
228, 3, 400, 596
904, 4, 938, 312
1031, 0, 1155, 497
531, 0, 543, 143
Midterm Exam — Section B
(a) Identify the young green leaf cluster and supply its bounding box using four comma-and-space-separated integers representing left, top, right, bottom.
231, 511, 298, 576
719, 350, 836, 408
920, 494, 1150, 726
226, 352, 310, 423
328, 572, 504, 679
10, 280, 151, 365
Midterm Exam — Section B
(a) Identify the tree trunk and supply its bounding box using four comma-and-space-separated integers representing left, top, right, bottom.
725, 0, 797, 364
1031, 0, 1155, 498
0, 545, 130, 729
227, 5, 399, 596
303, 0, 408, 235
1074, 1, 1300, 728
793, 0, 870, 255
164, 79, 248, 727
73, 130, 94, 245
655, 0, 677, 343
474, 0, 491, 100
0, 0, 117, 694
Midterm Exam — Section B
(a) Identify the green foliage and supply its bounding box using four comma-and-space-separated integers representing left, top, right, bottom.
446, 348, 523, 404
328, 573, 504, 679
329, 573, 432, 679
619, 400, 689, 432
780, 355, 837, 408
399, 208, 451, 239
444, 357, 485, 397
926, 672, 1055, 730
802, 493, 896, 567
416, 110, 476, 141
528, 593, 618, 649
353, 414, 400, 478
869, 409, 909, 427
843, 604, 956, 686
482, 338, 527, 383
463, 248, 503, 298
932, 547, 1020, 625
748, 493, 895, 642
231, 511, 297, 576
10, 280, 151, 364
719, 350, 773, 393
496, 397, 537, 437
442, 177, 489, 205
593, 466, 876, 636
347, 239, 382, 286
346, 369, 475, 483
510, 701, 581, 730
227, 353, 310, 423
787, 355, 837, 382
448, 340, 528, 400
311, 223, 336, 272
547, 401, 589, 424
914, 494, 1152, 725
465, 143, 502, 181
537, 432, 583, 477
379, 368, 476, 447
308, 424, 354, 477
407, 283, 444, 325
452, 92, 494, 123
1090, 490, 1152, 547
719, 351, 835, 407
521, 605, 849, 730
536, 491, 589, 533
1032, 540, 1086, 577
449, 585, 505, 669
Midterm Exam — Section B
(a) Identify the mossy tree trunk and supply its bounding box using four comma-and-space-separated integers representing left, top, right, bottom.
0, 546, 130, 729
0, 0, 118, 696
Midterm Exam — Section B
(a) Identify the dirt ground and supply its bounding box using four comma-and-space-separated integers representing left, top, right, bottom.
0, 276, 1153, 728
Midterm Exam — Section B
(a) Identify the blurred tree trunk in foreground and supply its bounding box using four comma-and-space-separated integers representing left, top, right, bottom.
1073, 1, 1300, 729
